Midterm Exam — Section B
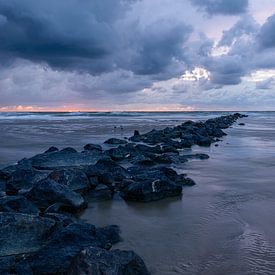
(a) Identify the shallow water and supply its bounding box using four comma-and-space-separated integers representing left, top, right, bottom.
1, 111, 275, 274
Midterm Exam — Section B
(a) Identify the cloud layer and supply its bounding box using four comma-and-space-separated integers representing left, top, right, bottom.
0, 0, 275, 110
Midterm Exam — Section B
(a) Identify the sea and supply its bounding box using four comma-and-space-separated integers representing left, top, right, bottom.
0, 111, 275, 274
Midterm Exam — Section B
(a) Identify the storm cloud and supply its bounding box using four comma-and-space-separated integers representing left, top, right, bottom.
0, 0, 275, 111
190, 0, 248, 16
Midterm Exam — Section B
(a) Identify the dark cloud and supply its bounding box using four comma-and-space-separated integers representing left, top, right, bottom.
219, 15, 259, 47
258, 14, 275, 49
0, 0, 192, 78
256, 77, 274, 90
204, 55, 246, 85
190, 0, 248, 16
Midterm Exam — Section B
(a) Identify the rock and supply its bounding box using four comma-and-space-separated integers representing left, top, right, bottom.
25, 179, 87, 212
0, 256, 16, 275
0, 195, 39, 214
18, 148, 102, 170
135, 144, 162, 154
19, 223, 121, 274
86, 158, 128, 186
134, 130, 140, 136
148, 153, 173, 164
0, 212, 56, 257
105, 146, 132, 161
238, 123, 245, 126
44, 146, 59, 153
6, 167, 48, 195
84, 144, 102, 152
43, 212, 75, 227
47, 168, 91, 193
68, 247, 149, 275
0, 170, 9, 197
89, 184, 114, 200
196, 135, 212, 147
120, 179, 182, 202
184, 153, 210, 160
104, 138, 128, 145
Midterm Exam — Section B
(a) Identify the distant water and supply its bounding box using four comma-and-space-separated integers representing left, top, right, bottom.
1, 111, 275, 274
0, 111, 232, 167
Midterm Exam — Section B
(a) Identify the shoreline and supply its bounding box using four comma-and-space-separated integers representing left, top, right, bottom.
0, 113, 246, 274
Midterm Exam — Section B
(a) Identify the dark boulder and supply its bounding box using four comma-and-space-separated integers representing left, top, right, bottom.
6, 167, 48, 195
44, 146, 59, 153
18, 148, 102, 170
0, 256, 16, 275
68, 247, 149, 275
0, 195, 39, 214
184, 153, 210, 160
25, 179, 87, 212
19, 223, 121, 274
84, 144, 103, 152
47, 168, 91, 193
196, 135, 212, 147
0, 212, 56, 257
134, 130, 140, 136
86, 158, 128, 186
135, 144, 162, 154
89, 184, 114, 200
0, 170, 9, 196
120, 179, 182, 202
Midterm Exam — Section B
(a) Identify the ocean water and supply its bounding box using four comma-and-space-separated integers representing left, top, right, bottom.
1, 111, 275, 274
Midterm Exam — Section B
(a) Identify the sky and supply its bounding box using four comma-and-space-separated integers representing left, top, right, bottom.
0, 0, 275, 111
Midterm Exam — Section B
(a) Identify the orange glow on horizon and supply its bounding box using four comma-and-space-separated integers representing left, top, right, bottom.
0, 104, 196, 112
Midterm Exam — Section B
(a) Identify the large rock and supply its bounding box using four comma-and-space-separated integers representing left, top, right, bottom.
84, 144, 103, 152
85, 158, 128, 187
0, 213, 56, 256
19, 223, 121, 274
18, 147, 102, 170
121, 179, 182, 202
26, 179, 86, 212
0, 170, 9, 197
0, 195, 39, 214
47, 168, 91, 193
68, 247, 149, 275
6, 167, 48, 194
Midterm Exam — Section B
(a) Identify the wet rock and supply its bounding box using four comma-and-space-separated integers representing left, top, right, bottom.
26, 179, 87, 212
68, 247, 149, 275
0, 212, 56, 257
84, 144, 103, 152
43, 212, 75, 227
89, 184, 114, 200
86, 158, 128, 186
44, 146, 59, 153
6, 167, 48, 195
0, 256, 16, 275
135, 144, 162, 154
120, 179, 182, 202
104, 138, 128, 145
134, 129, 140, 136
18, 148, 102, 170
47, 168, 91, 193
105, 145, 133, 161
184, 153, 210, 160
148, 153, 173, 164
0, 195, 39, 214
19, 223, 121, 274
0, 170, 9, 196
196, 135, 212, 147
